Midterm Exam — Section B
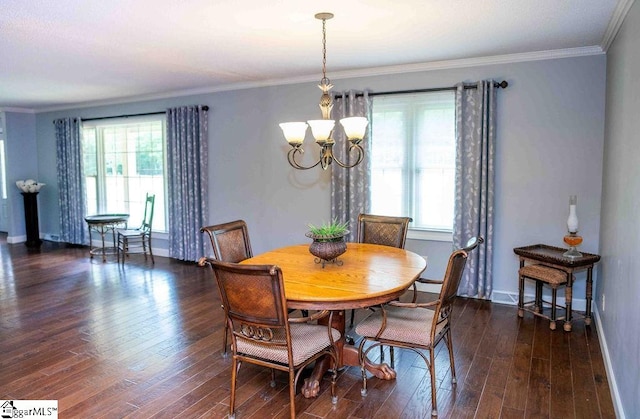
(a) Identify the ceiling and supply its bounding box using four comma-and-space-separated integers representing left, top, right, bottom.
0, 0, 626, 112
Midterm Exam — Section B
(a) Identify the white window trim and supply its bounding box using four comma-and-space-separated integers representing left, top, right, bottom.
407, 228, 452, 242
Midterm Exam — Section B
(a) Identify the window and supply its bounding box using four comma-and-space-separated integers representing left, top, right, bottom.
82, 116, 167, 232
370, 91, 455, 236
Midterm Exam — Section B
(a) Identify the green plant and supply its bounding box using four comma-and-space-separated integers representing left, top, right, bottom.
307, 219, 349, 239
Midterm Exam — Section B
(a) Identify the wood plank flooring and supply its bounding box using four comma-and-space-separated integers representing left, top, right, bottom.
0, 237, 615, 418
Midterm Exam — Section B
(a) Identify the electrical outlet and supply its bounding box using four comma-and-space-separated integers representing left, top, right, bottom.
602, 294, 605, 312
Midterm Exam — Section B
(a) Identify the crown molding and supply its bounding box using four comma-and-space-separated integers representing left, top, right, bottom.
36, 45, 604, 114
0, 107, 36, 114
327, 46, 605, 79
601, 0, 636, 51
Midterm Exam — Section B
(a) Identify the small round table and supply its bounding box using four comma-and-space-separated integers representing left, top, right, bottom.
85, 214, 129, 262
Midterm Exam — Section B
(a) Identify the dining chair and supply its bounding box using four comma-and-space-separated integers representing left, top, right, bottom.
200, 219, 253, 263
200, 220, 310, 356
200, 220, 253, 356
410, 236, 484, 303
199, 258, 340, 419
355, 244, 475, 417
117, 193, 155, 264
350, 213, 412, 327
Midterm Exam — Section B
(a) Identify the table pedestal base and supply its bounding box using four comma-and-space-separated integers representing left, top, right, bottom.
301, 309, 396, 398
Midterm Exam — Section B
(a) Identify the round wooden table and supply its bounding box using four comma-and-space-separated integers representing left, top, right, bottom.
243, 242, 427, 397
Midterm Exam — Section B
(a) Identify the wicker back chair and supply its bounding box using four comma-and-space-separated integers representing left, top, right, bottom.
350, 214, 412, 328
117, 193, 155, 264
356, 213, 412, 249
200, 219, 253, 263
199, 258, 339, 419
411, 236, 484, 302
355, 246, 473, 417
200, 220, 253, 355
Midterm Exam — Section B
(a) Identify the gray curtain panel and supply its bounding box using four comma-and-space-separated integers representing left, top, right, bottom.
330, 91, 372, 241
166, 105, 209, 261
54, 117, 87, 245
453, 81, 496, 299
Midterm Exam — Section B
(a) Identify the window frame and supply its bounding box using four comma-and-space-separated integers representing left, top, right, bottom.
81, 115, 168, 233
370, 91, 456, 242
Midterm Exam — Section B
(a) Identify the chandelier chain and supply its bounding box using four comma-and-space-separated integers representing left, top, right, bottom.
321, 18, 329, 84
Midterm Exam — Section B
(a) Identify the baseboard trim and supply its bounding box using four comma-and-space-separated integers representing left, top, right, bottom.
6, 234, 26, 244
593, 307, 626, 419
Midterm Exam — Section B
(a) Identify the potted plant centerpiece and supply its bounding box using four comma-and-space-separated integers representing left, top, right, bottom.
305, 219, 350, 267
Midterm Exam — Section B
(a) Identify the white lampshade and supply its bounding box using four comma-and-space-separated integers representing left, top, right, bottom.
339, 116, 368, 140
307, 119, 335, 144
279, 122, 308, 145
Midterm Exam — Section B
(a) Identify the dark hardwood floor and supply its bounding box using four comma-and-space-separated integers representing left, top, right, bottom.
0, 236, 615, 418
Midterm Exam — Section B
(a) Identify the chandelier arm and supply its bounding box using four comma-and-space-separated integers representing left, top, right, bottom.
331, 143, 365, 169
287, 147, 322, 170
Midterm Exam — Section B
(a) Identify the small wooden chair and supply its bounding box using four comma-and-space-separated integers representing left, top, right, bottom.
518, 264, 570, 330
117, 193, 155, 264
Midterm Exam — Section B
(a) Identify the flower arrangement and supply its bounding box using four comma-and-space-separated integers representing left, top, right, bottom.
306, 219, 349, 241
16, 179, 45, 193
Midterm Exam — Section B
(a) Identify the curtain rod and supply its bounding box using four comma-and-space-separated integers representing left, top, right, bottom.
75, 106, 210, 122
336, 80, 508, 98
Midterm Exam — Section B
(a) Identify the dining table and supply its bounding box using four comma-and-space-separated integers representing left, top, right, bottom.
242, 242, 427, 398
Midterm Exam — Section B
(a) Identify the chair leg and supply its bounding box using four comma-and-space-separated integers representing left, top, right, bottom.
360, 340, 370, 397
270, 369, 276, 387
535, 280, 543, 313
121, 237, 128, 264
445, 329, 457, 384
229, 357, 239, 419
429, 346, 438, 417
350, 308, 355, 327
289, 371, 296, 419
550, 286, 558, 330
390, 346, 395, 369
330, 355, 338, 404
147, 237, 154, 264
222, 323, 229, 357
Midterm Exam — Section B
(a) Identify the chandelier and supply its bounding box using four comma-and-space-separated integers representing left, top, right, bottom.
279, 13, 369, 170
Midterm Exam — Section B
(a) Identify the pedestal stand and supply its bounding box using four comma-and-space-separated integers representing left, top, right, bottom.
22, 192, 42, 248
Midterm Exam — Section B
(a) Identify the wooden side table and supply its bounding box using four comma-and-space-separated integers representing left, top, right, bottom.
513, 244, 601, 331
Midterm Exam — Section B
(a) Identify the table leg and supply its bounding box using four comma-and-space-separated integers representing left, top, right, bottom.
564, 273, 573, 332
517, 260, 525, 318
302, 309, 396, 398
585, 267, 593, 326
88, 226, 94, 259
100, 226, 107, 262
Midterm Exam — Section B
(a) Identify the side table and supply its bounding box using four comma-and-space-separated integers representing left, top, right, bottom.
85, 214, 129, 262
513, 244, 601, 331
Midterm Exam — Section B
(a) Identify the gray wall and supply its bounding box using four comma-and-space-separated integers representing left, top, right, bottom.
32, 55, 607, 304
4, 111, 37, 240
600, 1, 640, 417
